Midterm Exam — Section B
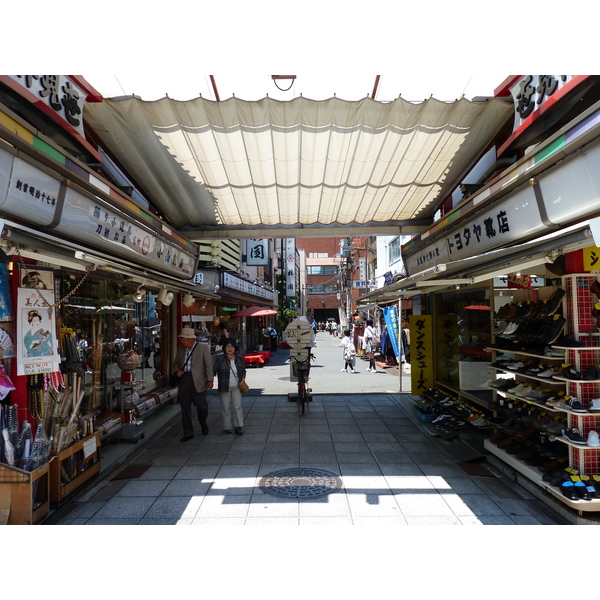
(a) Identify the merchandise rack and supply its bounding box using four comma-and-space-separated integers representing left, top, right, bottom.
486, 276, 600, 514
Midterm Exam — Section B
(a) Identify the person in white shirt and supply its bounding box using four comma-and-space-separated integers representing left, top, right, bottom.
339, 330, 356, 373
364, 319, 378, 372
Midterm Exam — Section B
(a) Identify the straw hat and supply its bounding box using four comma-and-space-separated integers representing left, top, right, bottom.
178, 327, 197, 339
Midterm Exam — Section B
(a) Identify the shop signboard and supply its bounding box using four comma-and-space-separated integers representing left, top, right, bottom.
0, 145, 198, 280
403, 185, 546, 276
223, 273, 275, 301
409, 314, 434, 393
246, 239, 269, 266
285, 238, 296, 297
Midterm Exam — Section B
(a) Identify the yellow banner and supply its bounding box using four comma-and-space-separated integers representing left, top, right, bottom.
583, 246, 600, 272
409, 315, 435, 394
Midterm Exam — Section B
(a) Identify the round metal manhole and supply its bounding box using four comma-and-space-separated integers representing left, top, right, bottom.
259, 468, 343, 499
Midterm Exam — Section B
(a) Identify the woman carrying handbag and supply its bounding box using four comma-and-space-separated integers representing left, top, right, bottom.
213, 338, 247, 435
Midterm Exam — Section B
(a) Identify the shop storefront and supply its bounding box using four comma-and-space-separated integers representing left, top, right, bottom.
360, 76, 600, 521
0, 77, 214, 523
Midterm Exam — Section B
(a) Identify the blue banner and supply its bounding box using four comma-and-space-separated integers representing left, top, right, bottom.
383, 306, 400, 359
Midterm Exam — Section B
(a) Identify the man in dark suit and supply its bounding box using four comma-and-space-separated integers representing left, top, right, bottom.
172, 327, 214, 442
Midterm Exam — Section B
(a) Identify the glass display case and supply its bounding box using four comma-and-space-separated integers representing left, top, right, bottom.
434, 286, 493, 393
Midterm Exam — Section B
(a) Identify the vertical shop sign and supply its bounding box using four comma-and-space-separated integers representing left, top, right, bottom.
409, 315, 434, 393
383, 306, 400, 360
285, 238, 296, 297
246, 239, 269, 266
17, 267, 60, 375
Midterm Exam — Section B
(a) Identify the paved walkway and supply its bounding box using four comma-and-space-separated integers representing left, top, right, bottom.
48, 333, 561, 525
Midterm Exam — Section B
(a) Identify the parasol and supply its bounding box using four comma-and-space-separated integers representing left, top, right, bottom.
232, 305, 278, 317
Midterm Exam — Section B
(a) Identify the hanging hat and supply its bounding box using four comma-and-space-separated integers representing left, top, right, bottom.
178, 327, 197, 339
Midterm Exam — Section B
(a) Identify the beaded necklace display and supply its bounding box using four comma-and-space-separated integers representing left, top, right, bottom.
28, 374, 45, 421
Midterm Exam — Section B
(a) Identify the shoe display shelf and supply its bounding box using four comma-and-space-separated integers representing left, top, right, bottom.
413, 388, 494, 440
485, 287, 590, 510
487, 275, 600, 514
554, 274, 600, 482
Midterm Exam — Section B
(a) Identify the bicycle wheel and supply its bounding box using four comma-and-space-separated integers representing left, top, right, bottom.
297, 382, 307, 415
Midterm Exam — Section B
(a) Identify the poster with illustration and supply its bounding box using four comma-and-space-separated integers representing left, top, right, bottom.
19, 265, 54, 290
17, 287, 60, 375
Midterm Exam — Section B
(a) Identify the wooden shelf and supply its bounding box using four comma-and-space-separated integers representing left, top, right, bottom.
485, 440, 600, 512
49, 432, 101, 505
491, 366, 567, 385
487, 347, 565, 361
0, 462, 49, 525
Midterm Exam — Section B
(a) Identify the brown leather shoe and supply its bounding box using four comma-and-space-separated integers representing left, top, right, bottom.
235, 427, 244, 435
224, 429, 233, 434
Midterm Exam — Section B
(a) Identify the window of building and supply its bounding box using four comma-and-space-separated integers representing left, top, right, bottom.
307, 266, 338, 275
307, 284, 337, 294
388, 237, 401, 263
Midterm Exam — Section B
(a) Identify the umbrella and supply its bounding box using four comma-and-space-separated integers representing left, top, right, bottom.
326, 317, 336, 321
232, 305, 278, 317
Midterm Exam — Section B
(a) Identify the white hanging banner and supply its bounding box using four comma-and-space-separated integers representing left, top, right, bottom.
285, 238, 296, 297
246, 239, 269, 266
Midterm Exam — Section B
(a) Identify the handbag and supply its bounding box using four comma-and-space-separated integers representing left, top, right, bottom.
229, 361, 248, 394
170, 343, 197, 388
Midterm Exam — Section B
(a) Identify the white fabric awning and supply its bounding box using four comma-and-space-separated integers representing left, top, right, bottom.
84, 95, 513, 239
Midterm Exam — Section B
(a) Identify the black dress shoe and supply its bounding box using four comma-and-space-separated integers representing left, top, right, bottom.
235, 426, 244, 435
201, 425, 209, 434
180, 435, 194, 442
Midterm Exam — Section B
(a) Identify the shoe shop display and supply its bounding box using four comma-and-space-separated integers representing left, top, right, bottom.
559, 480, 579, 500
562, 365, 582, 380
587, 430, 600, 447
562, 428, 587, 445
573, 479, 593, 501
589, 398, 600, 412
564, 397, 586, 413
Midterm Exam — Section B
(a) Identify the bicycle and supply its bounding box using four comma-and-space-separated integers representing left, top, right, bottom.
290, 346, 315, 415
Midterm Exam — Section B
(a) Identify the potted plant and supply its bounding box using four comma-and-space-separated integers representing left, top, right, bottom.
257, 328, 265, 351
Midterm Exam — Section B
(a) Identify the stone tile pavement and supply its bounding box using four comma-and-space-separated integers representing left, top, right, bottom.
49, 393, 561, 526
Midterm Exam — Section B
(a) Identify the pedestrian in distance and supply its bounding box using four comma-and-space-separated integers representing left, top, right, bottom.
364, 319, 379, 372
339, 329, 356, 373
172, 327, 214, 442
213, 338, 246, 435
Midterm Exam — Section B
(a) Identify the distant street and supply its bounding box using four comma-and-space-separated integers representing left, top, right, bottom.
227, 330, 412, 398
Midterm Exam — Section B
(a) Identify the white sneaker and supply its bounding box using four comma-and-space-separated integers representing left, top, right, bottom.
366, 368, 372, 372
588, 430, 600, 447
590, 398, 600, 412
351, 369, 356, 373
341, 368, 347, 372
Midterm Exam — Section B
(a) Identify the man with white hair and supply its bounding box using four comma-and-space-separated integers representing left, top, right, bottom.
172, 327, 214, 442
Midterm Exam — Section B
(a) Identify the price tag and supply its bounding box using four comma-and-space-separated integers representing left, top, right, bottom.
83, 435, 97, 459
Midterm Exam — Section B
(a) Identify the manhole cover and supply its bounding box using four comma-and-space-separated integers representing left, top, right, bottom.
259, 468, 343, 499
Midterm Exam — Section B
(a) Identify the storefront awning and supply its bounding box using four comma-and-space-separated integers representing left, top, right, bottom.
83, 95, 513, 239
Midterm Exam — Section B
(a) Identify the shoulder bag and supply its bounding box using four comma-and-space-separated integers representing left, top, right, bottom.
169, 343, 197, 388
229, 360, 248, 394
